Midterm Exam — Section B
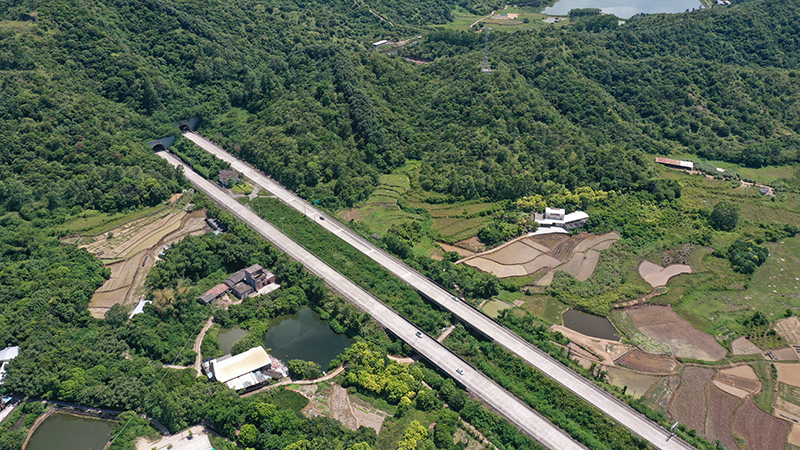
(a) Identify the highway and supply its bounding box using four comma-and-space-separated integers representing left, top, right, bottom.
157, 150, 584, 450
184, 131, 696, 450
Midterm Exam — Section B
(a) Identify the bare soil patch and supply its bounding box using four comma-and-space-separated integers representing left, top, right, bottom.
349, 396, 387, 434
638, 261, 663, 279
719, 364, 759, 381
669, 366, 714, 434
482, 241, 541, 265
551, 325, 631, 364
627, 305, 726, 361
732, 398, 791, 450
615, 349, 678, 374
731, 336, 762, 355
521, 254, 562, 274
775, 316, 800, 346
777, 363, 800, 387
714, 373, 759, 394
711, 380, 748, 398
330, 384, 358, 430
638, 261, 692, 287
462, 231, 617, 284
770, 347, 800, 361
790, 424, 800, 447
338, 209, 360, 222
438, 242, 475, 258
605, 367, 659, 398
527, 233, 568, 249
704, 383, 742, 450
454, 236, 485, 253
463, 259, 527, 278
573, 232, 619, 253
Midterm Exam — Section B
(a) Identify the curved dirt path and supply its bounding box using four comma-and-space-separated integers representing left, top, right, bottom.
193, 317, 215, 375
242, 365, 345, 398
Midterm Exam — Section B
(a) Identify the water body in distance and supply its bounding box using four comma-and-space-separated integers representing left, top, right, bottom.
263, 307, 355, 368
217, 326, 247, 355
562, 309, 621, 341
26, 413, 117, 450
541, 0, 703, 19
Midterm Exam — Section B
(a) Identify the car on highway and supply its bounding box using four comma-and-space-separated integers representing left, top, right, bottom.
320, 216, 325, 221
456, 368, 464, 375
415, 331, 423, 338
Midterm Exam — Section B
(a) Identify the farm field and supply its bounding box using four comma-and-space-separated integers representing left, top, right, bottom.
460, 231, 619, 283
704, 384, 741, 450
335, 162, 495, 246
605, 366, 657, 398
638, 260, 692, 288
669, 366, 714, 434
615, 349, 678, 374
733, 398, 791, 450
62, 200, 209, 318
626, 305, 727, 361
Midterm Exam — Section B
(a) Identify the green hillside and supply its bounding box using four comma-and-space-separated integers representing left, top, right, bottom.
1, 0, 800, 448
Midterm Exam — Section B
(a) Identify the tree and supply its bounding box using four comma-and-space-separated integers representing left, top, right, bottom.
238, 424, 259, 448
709, 201, 740, 231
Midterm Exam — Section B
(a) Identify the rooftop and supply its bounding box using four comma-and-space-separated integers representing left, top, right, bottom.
655, 157, 694, 169
0, 346, 19, 362
245, 264, 263, 275
212, 347, 271, 383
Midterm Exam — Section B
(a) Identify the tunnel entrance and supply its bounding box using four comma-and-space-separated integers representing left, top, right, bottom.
176, 117, 199, 133
146, 136, 176, 152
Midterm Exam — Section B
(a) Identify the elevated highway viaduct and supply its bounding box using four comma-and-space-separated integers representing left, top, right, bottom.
182, 132, 696, 450
157, 149, 585, 450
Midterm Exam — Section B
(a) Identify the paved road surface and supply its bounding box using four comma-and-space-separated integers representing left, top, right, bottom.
184, 132, 695, 450
158, 150, 584, 450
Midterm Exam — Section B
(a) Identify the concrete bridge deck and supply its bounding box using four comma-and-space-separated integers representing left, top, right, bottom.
182, 132, 696, 450
157, 150, 584, 450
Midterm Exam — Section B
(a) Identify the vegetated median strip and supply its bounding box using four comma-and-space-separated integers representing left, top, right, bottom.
156, 150, 584, 450
183, 132, 696, 450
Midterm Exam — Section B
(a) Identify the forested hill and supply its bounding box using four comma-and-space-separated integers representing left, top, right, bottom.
1, 0, 799, 216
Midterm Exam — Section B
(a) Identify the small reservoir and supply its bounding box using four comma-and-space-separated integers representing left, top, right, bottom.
217, 326, 247, 355
25, 412, 117, 450
263, 307, 355, 368
562, 309, 621, 341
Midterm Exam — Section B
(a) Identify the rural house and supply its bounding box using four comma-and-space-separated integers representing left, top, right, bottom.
218, 168, 241, 188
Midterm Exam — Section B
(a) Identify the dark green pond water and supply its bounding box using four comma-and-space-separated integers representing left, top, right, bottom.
217, 326, 247, 355
263, 307, 355, 368
562, 309, 621, 341
26, 412, 117, 450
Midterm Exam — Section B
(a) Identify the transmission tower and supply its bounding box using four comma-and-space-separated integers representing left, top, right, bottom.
481, 27, 492, 73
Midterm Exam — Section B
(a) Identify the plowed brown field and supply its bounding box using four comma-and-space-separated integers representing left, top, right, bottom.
705, 383, 741, 450
669, 366, 714, 434
732, 398, 790, 450
616, 349, 678, 374
627, 305, 726, 361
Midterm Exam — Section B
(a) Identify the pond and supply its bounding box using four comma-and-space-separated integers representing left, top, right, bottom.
263, 307, 356, 368
541, 0, 704, 18
217, 326, 247, 355
482, 299, 513, 318
562, 309, 621, 341
26, 412, 117, 450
